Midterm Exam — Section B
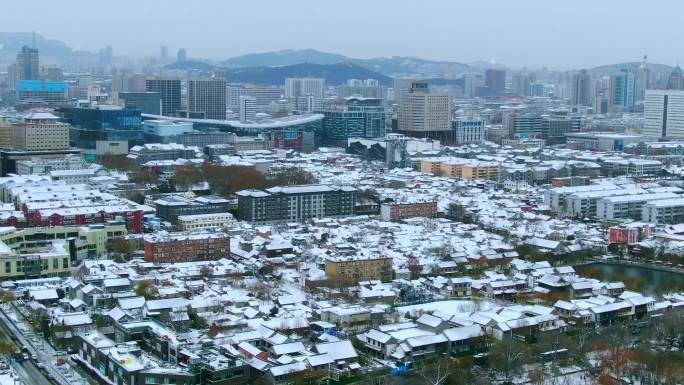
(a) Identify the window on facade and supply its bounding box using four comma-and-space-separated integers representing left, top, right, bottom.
4, 262, 10, 273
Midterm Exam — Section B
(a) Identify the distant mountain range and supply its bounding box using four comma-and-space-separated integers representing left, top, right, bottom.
223, 49, 480, 78
226, 62, 393, 86
0, 32, 95, 65
591, 62, 674, 76
224, 49, 347, 68
1, 33, 677, 83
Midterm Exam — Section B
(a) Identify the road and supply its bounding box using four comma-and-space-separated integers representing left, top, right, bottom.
14, 360, 54, 385
0, 304, 86, 385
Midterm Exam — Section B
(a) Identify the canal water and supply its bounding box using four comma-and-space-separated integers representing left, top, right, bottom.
575, 262, 684, 296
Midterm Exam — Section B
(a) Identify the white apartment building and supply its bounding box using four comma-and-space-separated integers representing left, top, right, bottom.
284, 78, 325, 99
564, 188, 646, 218
596, 192, 679, 220
176, 212, 236, 231
643, 89, 684, 139
239, 96, 257, 122
642, 198, 684, 224
16, 154, 86, 175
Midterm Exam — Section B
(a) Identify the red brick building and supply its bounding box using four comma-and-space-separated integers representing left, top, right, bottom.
143, 232, 230, 263
380, 200, 438, 222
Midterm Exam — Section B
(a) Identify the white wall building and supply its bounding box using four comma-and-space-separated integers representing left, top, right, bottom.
643, 90, 684, 139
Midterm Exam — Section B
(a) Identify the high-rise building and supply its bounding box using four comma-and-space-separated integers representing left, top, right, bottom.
571, 69, 591, 106
611, 68, 636, 112
284, 78, 324, 99
15, 46, 39, 81
160, 45, 168, 59
227, 85, 282, 111
485, 69, 506, 94
462, 74, 484, 98
643, 90, 684, 139
239, 96, 257, 122
666, 65, 684, 91
187, 78, 227, 120
512, 74, 532, 97
318, 97, 385, 144
637, 55, 651, 100
397, 81, 451, 142
177, 48, 187, 62
393, 78, 417, 104
145, 79, 181, 117
118, 92, 162, 115
337, 79, 387, 100
98, 46, 113, 67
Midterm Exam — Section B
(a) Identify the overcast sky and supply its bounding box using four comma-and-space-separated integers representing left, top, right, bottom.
1, 0, 680, 69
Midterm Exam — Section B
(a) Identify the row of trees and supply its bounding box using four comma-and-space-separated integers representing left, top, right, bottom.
101, 154, 320, 197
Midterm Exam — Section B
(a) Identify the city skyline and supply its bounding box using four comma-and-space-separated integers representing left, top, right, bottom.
2, 0, 683, 70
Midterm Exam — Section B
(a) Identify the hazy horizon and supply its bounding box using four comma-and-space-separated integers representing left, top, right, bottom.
2, 0, 682, 70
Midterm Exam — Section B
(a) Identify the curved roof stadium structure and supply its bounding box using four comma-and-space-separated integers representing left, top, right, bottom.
141, 113, 324, 150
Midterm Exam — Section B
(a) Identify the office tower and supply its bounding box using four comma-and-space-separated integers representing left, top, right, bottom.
118, 92, 162, 115
594, 89, 609, 114
393, 78, 417, 104
512, 74, 531, 97
463, 74, 483, 98
453, 116, 486, 145
397, 81, 451, 142
76, 75, 93, 99
177, 48, 187, 62
284, 78, 324, 98
611, 68, 637, 112
485, 69, 506, 94
513, 112, 542, 139
571, 69, 591, 106
319, 97, 386, 144
99, 45, 113, 67
45, 67, 64, 81
239, 96, 257, 122
128, 74, 148, 92
666, 65, 684, 90
160, 45, 168, 59
637, 55, 651, 100
15, 46, 39, 81
14, 111, 70, 151
187, 78, 227, 120
146, 79, 181, 117
529, 83, 546, 97
227, 85, 282, 111
643, 90, 684, 139
337, 79, 387, 100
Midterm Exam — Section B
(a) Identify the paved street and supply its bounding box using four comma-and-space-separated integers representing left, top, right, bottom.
0, 304, 87, 385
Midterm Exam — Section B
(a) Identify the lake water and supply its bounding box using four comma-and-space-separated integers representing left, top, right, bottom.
575, 262, 684, 296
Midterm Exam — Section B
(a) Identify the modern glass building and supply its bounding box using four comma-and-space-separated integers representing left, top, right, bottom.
59, 106, 144, 150
319, 97, 385, 145
118, 92, 162, 115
